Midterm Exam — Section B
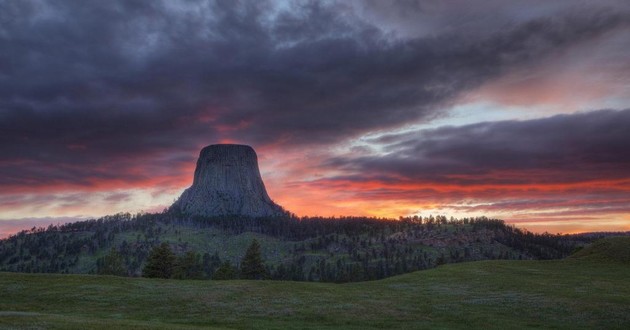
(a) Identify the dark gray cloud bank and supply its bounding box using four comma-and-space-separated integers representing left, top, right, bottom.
0, 0, 629, 190
324, 109, 630, 185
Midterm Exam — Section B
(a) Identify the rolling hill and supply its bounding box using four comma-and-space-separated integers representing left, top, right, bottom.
1, 143, 619, 282
1, 237, 629, 329
0, 213, 593, 281
570, 236, 630, 263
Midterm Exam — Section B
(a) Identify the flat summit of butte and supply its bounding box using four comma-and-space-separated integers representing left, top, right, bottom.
171, 144, 286, 217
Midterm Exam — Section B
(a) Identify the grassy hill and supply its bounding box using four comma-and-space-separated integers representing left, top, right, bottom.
570, 236, 630, 263
0, 213, 591, 281
1, 238, 629, 329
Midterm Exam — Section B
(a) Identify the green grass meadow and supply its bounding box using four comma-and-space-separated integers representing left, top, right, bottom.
1, 237, 629, 329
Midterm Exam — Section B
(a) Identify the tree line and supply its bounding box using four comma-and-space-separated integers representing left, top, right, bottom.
1, 211, 617, 282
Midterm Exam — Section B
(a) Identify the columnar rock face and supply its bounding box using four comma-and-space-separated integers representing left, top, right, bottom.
171, 144, 286, 217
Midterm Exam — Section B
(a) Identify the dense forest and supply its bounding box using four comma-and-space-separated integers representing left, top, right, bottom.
0, 212, 621, 282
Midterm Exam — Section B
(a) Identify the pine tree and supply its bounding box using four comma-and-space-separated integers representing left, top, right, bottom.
240, 239, 267, 280
213, 261, 237, 280
173, 251, 203, 279
143, 242, 175, 278
97, 248, 126, 276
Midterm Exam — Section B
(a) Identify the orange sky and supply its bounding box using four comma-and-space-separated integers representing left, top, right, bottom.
1, 1, 630, 237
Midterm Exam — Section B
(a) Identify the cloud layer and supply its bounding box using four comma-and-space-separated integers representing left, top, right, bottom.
327, 109, 630, 185
1, 0, 629, 233
300, 109, 630, 232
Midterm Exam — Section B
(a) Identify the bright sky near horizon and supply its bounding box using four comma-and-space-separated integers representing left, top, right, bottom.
1, 0, 630, 237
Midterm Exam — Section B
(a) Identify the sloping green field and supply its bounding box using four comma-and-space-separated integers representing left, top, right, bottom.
570, 236, 630, 263
1, 237, 629, 329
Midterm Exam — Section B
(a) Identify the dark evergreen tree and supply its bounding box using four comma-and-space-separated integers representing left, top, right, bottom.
173, 251, 203, 279
97, 248, 126, 276
240, 239, 267, 280
143, 242, 175, 279
213, 261, 237, 280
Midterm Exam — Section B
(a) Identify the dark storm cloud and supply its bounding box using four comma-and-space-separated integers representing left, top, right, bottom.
326, 109, 630, 185
1, 0, 628, 189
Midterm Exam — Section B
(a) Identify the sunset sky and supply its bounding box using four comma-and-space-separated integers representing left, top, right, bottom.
1, 0, 630, 237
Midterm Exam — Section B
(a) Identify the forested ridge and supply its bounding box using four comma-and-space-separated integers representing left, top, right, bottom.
0, 212, 622, 282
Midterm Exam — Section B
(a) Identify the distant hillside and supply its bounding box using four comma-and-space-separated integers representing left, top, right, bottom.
0, 212, 600, 282
2, 143, 616, 282
570, 236, 630, 263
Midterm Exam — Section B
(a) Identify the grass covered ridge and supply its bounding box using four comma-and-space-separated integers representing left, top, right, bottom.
1, 243, 629, 329
570, 236, 630, 263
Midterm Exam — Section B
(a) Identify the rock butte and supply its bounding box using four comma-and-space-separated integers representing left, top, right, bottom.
171, 144, 286, 217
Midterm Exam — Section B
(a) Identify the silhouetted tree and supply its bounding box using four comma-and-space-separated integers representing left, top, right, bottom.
174, 251, 203, 279
97, 248, 126, 276
213, 261, 237, 280
143, 242, 175, 278
240, 239, 267, 280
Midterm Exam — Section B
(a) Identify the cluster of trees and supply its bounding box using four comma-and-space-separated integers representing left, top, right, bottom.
141, 243, 202, 279
100, 239, 267, 280
209, 239, 268, 280
1, 211, 617, 282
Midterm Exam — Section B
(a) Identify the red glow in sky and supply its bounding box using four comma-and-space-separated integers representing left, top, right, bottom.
1, 0, 630, 237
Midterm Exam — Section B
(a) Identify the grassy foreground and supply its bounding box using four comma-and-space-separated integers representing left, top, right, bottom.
1, 239, 629, 329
